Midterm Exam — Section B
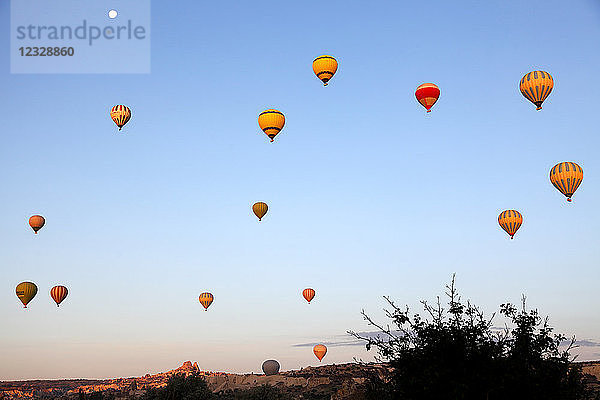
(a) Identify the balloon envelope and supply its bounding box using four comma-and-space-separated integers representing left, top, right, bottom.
498, 210, 523, 239
415, 83, 440, 112
312, 55, 338, 86
258, 110, 285, 142
199, 292, 214, 310
313, 344, 327, 361
519, 71, 553, 110
550, 162, 583, 202
303, 288, 315, 303
262, 360, 280, 375
29, 215, 45, 234
110, 105, 132, 130
50, 285, 69, 307
252, 202, 268, 221
16, 282, 38, 308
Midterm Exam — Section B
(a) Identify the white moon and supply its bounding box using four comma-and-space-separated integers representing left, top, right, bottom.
108, 9, 118, 19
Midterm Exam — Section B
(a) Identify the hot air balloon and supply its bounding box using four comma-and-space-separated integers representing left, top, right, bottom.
28, 215, 45, 234
302, 288, 315, 304
258, 110, 285, 142
550, 162, 583, 202
415, 83, 440, 113
262, 360, 280, 376
252, 202, 268, 221
199, 292, 214, 311
312, 55, 338, 86
519, 71, 553, 110
50, 285, 68, 307
498, 210, 523, 240
110, 105, 132, 131
16, 282, 38, 308
313, 344, 327, 362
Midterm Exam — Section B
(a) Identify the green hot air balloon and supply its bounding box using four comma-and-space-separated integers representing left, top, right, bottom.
16, 282, 38, 308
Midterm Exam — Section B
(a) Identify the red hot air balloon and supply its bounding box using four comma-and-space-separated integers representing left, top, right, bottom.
415, 83, 440, 113
50, 285, 69, 307
303, 288, 315, 304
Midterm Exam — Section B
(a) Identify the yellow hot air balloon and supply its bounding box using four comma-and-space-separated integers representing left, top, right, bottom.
498, 210, 523, 240
16, 282, 38, 308
313, 344, 327, 361
519, 71, 553, 110
110, 105, 132, 131
252, 202, 268, 221
258, 110, 285, 142
312, 55, 338, 86
199, 292, 214, 311
550, 162, 583, 202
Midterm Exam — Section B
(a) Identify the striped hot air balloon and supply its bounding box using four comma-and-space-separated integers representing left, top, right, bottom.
550, 162, 583, 202
519, 71, 553, 110
28, 215, 45, 234
50, 285, 68, 307
313, 344, 327, 361
498, 210, 523, 240
312, 55, 338, 86
415, 83, 440, 113
302, 288, 315, 304
199, 292, 214, 311
258, 110, 285, 142
252, 202, 268, 221
110, 105, 132, 131
16, 282, 38, 308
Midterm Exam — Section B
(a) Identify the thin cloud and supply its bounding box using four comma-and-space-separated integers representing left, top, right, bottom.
292, 331, 403, 348
572, 340, 600, 347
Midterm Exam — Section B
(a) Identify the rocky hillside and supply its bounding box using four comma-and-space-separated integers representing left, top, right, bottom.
0, 361, 597, 399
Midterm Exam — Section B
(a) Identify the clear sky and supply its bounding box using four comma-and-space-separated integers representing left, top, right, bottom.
1, 0, 600, 380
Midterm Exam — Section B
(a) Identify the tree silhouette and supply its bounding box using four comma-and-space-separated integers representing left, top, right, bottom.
348, 275, 594, 400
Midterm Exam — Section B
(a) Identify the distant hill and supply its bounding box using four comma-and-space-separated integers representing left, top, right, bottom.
1, 360, 598, 399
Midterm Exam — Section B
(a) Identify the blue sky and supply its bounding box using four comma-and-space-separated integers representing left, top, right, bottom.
1, 0, 600, 379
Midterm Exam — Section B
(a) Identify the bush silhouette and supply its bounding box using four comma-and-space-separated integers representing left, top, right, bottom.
141, 373, 215, 400
349, 275, 594, 400
228, 384, 291, 399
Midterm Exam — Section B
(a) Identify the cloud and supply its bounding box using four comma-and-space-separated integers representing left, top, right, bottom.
572, 339, 600, 348
292, 332, 600, 356
292, 331, 403, 348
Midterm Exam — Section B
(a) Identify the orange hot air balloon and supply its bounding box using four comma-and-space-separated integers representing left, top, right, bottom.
415, 83, 440, 113
258, 109, 285, 142
313, 344, 327, 362
29, 215, 45, 234
498, 210, 523, 240
110, 105, 132, 131
50, 285, 69, 307
550, 162, 583, 202
252, 202, 268, 221
199, 292, 214, 311
519, 71, 553, 110
303, 288, 315, 304
312, 55, 338, 86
